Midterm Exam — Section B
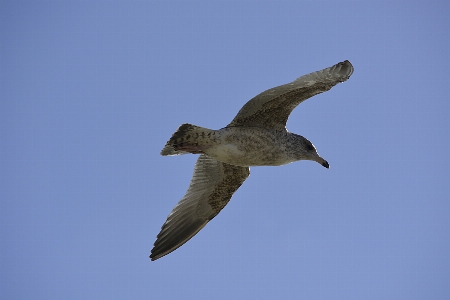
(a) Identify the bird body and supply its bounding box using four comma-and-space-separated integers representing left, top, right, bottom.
206, 126, 306, 167
151, 60, 354, 261
162, 124, 321, 167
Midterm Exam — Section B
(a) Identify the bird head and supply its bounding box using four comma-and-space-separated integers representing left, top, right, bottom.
293, 134, 329, 169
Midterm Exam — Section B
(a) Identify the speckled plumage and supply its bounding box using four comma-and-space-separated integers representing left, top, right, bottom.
150, 60, 354, 261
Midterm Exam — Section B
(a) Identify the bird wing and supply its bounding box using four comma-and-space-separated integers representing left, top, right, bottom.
227, 60, 354, 130
150, 154, 250, 261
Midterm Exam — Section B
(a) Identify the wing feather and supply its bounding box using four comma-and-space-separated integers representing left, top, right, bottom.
150, 154, 250, 261
228, 60, 353, 130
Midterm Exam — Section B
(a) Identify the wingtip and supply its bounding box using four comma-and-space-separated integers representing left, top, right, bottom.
149, 242, 171, 261
149, 253, 159, 261
149, 247, 167, 261
339, 60, 354, 80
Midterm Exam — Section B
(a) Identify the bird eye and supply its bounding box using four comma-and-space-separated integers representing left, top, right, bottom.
306, 143, 315, 151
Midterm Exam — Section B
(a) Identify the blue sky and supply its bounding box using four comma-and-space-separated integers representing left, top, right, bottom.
1, 1, 449, 299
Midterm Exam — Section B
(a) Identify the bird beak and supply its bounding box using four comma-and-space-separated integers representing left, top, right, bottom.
315, 157, 329, 169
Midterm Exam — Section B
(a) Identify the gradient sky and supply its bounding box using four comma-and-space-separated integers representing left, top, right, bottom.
1, 1, 449, 299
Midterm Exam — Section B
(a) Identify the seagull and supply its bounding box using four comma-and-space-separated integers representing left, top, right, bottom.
150, 60, 354, 261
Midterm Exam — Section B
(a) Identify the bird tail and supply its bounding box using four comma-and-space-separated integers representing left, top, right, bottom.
160, 123, 216, 156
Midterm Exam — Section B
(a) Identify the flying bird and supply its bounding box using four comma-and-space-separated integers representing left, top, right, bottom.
150, 60, 354, 260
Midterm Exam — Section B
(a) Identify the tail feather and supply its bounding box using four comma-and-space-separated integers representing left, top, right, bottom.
160, 123, 216, 156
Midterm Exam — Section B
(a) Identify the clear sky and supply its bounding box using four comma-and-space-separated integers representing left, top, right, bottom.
1, 1, 449, 299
